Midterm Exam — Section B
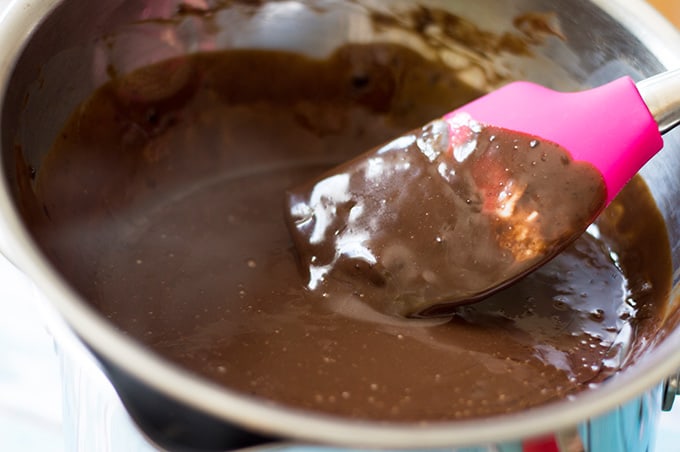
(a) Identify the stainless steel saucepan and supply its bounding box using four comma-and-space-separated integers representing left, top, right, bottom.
1, 0, 680, 450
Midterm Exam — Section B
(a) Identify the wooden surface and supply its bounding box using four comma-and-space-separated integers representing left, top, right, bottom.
648, 0, 680, 27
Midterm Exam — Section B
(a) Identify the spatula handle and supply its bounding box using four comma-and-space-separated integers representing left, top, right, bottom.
637, 67, 680, 134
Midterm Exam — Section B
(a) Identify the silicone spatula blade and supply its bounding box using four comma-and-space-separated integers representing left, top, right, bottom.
285, 69, 680, 317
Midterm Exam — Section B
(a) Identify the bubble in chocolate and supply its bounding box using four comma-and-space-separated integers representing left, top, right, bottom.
416, 119, 450, 162
446, 112, 482, 162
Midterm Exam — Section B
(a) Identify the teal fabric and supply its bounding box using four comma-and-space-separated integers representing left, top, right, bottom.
276, 386, 661, 452
579, 385, 661, 452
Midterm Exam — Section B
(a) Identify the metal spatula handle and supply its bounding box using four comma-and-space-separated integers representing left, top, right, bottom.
638, 67, 680, 134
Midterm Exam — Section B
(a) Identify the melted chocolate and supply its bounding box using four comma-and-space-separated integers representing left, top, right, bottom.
286, 117, 606, 317
22, 44, 671, 422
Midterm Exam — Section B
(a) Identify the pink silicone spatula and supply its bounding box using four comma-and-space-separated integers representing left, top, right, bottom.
422, 69, 680, 313
286, 69, 680, 317
446, 69, 680, 205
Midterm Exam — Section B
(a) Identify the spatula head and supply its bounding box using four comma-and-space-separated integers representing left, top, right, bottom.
446, 77, 663, 204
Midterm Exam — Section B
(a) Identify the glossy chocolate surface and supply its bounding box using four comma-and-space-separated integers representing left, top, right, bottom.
23, 45, 671, 421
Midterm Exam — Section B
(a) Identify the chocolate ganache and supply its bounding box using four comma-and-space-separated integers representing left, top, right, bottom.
22, 44, 671, 421
286, 115, 606, 317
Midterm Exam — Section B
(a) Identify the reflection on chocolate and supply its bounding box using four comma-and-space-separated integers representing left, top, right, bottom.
285, 116, 606, 317
23, 44, 671, 422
